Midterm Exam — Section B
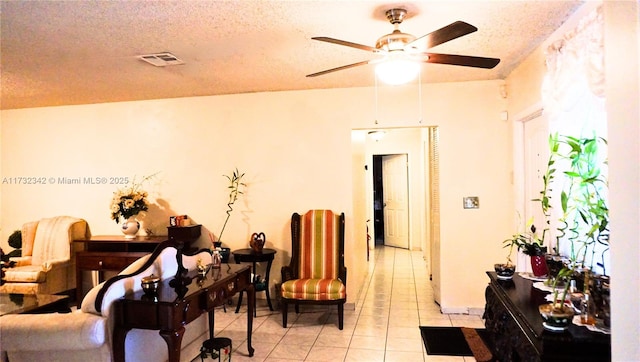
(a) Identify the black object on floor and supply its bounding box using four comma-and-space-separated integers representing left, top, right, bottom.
420, 326, 492, 358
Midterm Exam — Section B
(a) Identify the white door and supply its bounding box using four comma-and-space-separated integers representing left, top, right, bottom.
522, 113, 549, 269
382, 154, 409, 248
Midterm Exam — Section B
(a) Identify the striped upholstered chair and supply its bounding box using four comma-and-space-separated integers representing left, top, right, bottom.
280, 210, 347, 329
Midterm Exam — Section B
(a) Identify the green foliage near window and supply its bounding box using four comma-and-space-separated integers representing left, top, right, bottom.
550, 133, 609, 273
504, 132, 609, 275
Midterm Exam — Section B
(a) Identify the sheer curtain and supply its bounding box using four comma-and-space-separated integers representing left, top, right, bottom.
541, 6, 609, 274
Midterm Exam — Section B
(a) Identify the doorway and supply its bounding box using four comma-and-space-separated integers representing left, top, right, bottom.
372, 153, 409, 249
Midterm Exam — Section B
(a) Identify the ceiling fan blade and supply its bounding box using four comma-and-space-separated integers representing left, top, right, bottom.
306, 60, 372, 77
424, 53, 500, 69
407, 21, 478, 50
312, 37, 380, 53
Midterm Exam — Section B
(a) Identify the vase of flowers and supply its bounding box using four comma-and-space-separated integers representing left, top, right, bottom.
120, 217, 140, 239
110, 174, 154, 239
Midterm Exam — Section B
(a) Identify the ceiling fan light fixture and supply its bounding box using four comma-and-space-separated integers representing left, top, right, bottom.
375, 54, 419, 85
368, 130, 386, 141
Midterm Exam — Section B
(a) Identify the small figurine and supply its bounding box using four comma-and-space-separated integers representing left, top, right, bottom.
250, 232, 266, 253
197, 258, 208, 276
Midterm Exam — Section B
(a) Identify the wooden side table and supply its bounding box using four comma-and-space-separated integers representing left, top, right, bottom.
232, 248, 277, 316
73, 235, 167, 305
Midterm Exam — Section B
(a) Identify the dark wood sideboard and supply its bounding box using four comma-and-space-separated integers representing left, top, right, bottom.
74, 225, 203, 305
98, 226, 255, 361
74, 235, 167, 304
484, 272, 610, 362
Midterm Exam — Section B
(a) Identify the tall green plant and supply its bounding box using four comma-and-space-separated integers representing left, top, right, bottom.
217, 168, 246, 242
530, 133, 561, 253
551, 133, 609, 273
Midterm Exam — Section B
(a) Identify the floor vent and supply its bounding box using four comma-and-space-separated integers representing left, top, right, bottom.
138, 52, 184, 67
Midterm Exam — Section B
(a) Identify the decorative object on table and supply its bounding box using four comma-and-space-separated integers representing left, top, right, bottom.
495, 234, 517, 280
197, 258, 210, 277
538, 266, 574, 331
250, 232, 265, 253
211, 249, 222, 269
215, 168, 246, 244
120, 218, 140, 239
110, 173, 156, 239
494, 263, 515, 280
141, 274, 160, 295
503, 218, 548, 277
169, 215, 190, 227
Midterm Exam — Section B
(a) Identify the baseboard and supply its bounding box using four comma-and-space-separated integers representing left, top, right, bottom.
468, 307, 484, 316
441, 307, 469, 314
440, 307, 485, 316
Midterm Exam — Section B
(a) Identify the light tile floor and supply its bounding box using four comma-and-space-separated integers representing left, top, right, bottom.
196, 246, 484, 361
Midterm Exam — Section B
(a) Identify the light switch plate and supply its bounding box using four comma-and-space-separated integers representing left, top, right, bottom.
463, 196, 479, 209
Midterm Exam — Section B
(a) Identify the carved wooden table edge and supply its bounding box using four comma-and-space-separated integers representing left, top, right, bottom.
110, 236, 255, 361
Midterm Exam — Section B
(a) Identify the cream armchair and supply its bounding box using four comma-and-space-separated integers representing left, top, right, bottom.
0, 244, 210, 362
0, 216, 89, 295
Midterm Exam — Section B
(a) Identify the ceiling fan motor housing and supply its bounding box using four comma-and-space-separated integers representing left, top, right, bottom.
385, 8, 407, 24
376, 9, 416, 52
375, 30, 416, 52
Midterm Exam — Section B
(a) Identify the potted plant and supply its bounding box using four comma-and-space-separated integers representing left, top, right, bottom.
495, 236, 516, 280
213, 168, 246, 248
503, 218, 549, 277
551, 133, 609, 274
539, 266, 575, 331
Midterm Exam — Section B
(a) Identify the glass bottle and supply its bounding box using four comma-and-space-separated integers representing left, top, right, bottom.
212, 249, 222, 269
580, 269, 596, 325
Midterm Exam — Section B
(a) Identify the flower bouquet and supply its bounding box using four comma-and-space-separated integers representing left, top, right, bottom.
110, 174, 155, 238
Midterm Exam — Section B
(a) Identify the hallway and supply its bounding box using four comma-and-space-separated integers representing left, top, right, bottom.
206, 246, 484, 361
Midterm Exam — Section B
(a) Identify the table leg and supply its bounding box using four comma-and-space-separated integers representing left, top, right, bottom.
235, 290, 244, 313
159, 326, 185, 362
246, 283, 255, 357
264, 259, 274, 311
75, 264, 83, 305
112, 326, 130, 362
208, 309, 215, 340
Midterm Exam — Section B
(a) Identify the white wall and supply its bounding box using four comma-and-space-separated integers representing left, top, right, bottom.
362, 127, 427, 252
604, 1, 640, 360
506, 2, 640, 359
354, 80, 512, 312
1, 79, 511, 312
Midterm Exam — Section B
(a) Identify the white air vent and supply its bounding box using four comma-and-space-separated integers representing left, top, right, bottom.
138, 52, 184, 67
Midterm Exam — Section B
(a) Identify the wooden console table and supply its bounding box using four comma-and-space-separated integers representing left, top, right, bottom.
109, 241, 254, 362
73, 235, 167, 304
484, 272, 610, 361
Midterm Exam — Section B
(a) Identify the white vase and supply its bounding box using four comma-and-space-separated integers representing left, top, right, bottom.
121, 217, 140, 239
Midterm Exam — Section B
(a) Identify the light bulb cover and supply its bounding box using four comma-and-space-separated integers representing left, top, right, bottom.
375, 55, 419, 85
368, 130, 386, 141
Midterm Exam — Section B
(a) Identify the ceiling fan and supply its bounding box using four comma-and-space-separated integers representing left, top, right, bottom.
307, 8, 500, 84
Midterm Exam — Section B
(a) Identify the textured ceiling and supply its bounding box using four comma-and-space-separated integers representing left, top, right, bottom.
0, 0, 584, 110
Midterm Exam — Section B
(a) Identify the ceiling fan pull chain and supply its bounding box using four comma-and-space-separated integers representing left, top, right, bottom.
374, 74, 379, 125
418, 68, 423, 124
